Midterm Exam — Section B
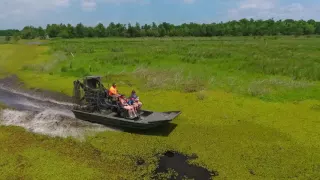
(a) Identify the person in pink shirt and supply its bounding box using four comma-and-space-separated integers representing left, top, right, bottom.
128, 90, 142, 111
118, 94, 137, 118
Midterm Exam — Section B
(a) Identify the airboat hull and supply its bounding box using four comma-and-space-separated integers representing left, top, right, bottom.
72, 109, 181, 130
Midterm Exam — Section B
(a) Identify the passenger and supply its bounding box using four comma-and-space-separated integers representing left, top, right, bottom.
119, 95, 137, 118
129, 90, 142, 111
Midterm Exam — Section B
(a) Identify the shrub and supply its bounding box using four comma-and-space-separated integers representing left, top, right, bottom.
182, 79, 206, 93
196, 91, 206, 100
110, 47, 124, 52
311, 104, 320, 111
247, 85, 270, 97
82, 46, 95, 53
60, 66, 68, 72
5, 36, 11, 42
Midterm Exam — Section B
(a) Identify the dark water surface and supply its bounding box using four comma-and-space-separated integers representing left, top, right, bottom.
153, 151, 218, 180
0, 87, 68, 111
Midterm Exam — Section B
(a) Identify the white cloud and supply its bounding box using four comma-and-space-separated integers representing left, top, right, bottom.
80, 0, 150, 11
183, 0, 195, 4
0, 0, 71, 21
228, 0, 320, 20
81, 0, 97, 11
103, 0, 150, 5
239, 0, 275, 10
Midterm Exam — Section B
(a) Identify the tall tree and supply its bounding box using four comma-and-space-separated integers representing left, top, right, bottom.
75, 23, 86, 38
20, 26, 38, 39
94, 23, 106, 37
46, 24, 60, 38
38, 26, 46, 39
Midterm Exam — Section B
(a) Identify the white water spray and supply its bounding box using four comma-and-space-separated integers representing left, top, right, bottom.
0, 83, 121, 139
0, 109, 113, 139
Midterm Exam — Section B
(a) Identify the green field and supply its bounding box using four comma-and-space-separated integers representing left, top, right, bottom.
0, 36, 5, 44
0, 36, 320, 179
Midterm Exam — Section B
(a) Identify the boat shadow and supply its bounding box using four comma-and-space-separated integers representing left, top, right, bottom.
122, 123, 178, 137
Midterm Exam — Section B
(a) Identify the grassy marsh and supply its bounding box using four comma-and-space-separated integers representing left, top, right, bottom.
0, 36, 320, 179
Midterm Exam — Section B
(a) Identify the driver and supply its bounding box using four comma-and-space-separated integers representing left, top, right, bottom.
109, 83, 120, 101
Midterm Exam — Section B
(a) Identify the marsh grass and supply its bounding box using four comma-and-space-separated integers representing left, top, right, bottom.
1, 37, 320, 179
3, 37, 319, 101
49, 37, 320, 82
0, 126, 142, 180
310, 104, 320, 111
247, 78, 315, 97
133, 67, 182, 90
181, 49, 233, 64
196, 90, 206, 100
131, 66, 208, 93
110, 47, 124, 52
0, 36, 6, 44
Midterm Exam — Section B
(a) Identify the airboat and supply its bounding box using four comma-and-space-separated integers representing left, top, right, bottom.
72, 76, 181, 130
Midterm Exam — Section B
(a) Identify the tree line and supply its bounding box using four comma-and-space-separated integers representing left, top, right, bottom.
2, 19, 320, 39
0, 29, 20, 36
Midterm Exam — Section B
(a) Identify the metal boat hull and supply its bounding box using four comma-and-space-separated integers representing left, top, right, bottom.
72, 109, 181, 130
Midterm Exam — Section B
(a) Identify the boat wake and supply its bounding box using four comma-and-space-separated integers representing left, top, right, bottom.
0, 86, 117, 140
0, 109, 111, 139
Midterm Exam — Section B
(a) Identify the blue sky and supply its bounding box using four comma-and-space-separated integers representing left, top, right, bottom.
1, 0, 320, 29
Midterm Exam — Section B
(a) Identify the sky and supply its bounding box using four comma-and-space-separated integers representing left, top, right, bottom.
0, 0, 320, 29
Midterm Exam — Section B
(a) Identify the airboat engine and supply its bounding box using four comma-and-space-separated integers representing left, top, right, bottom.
73, 80, 82, 105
